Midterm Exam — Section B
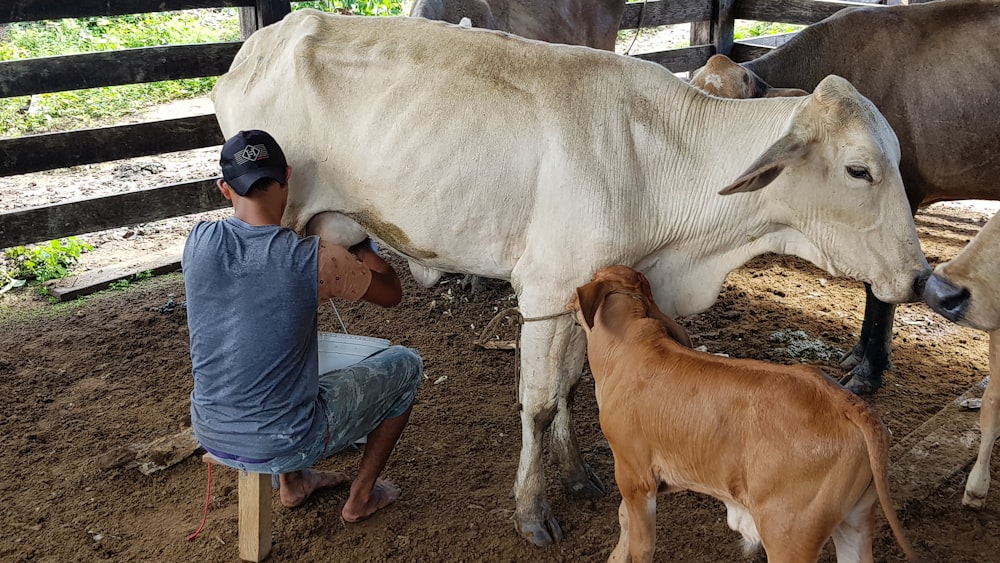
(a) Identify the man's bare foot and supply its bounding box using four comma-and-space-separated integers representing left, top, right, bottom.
278, 468, 349, 508
341, 479, 401, 522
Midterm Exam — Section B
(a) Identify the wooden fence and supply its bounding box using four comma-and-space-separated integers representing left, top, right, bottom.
0, 0, 878, 250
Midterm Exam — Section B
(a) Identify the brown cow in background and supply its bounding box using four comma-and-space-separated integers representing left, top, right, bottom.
409, 0, 625, 50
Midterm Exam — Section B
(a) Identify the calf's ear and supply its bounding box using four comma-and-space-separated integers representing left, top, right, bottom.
575, 281, 611, 330
719, 132, 808, 195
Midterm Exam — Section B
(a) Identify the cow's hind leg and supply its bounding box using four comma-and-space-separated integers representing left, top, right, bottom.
840, 284, 894, 395
511, 314, 582, 546
964, 329, 1000, 508
551, 326, 606, 499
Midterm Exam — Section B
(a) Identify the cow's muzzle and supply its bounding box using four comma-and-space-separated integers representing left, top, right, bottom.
923, 273, 969, 323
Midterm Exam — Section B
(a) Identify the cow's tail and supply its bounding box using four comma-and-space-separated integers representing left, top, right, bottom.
846, 399, 925, 563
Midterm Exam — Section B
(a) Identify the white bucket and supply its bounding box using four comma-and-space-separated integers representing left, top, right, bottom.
317, 332, 391, 373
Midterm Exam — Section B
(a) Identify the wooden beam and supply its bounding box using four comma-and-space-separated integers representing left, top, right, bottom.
255, 0, 291, 28
732, 42, 775, 63
44, 254, 182, 301
633, 45, 715, 73
734, 0, 881, 26
238, 471, 272, 562
2, 1, 256, 24
0, 42, 243, 98
620, 0, 712, 30
0, 178, 227, 249
0, 115, 224, 177
889, 379, 989, 505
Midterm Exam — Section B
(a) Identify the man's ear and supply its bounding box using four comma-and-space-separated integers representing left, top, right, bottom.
217, 179, 235, 201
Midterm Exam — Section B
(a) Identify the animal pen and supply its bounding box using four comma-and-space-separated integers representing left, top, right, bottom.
0, 0, 903, 252
0, 2, 994, 562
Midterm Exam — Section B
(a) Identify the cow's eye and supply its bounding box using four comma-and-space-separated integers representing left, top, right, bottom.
846, 165, 873, 183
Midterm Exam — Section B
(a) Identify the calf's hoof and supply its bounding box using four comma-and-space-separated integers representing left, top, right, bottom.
515, 516, 564, 547
963, 489, 987, 509
561, 465, 607, 500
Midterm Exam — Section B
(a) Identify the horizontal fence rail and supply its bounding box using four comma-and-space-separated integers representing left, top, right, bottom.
0, 0, 879, 250
0, 43, 243, 98
4, 0, 255, 25
0, 116, 224, 178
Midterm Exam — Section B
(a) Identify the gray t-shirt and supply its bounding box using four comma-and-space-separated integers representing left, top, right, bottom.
183, 217, 322, 460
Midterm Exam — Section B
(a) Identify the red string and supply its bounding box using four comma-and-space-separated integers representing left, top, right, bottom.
186, 460, 212, 541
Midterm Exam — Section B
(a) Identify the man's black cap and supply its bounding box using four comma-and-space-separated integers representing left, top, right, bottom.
219, 130, 288, 195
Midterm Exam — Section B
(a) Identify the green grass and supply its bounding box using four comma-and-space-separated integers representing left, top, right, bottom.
0, 10, 240, 137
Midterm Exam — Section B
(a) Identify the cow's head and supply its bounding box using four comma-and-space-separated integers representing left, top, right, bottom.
691, 54, 807, 99
923, 210, 1000, 331
717, 74, 930, 304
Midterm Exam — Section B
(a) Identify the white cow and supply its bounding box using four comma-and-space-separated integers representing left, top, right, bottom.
212, 11, 930, 547
924, 210, 1000, 509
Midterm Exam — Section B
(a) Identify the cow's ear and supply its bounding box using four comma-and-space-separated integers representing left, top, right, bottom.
719, 132, 808, 195
574, 281, 611, 330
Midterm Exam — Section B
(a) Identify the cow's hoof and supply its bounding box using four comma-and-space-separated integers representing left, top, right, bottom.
841, 371, 882, 396
839, 346, 864, 371
561, 466, 607, 500
515, 516, 564, 547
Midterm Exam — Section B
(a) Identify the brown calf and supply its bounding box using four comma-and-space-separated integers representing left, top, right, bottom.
569, 265, 922, 563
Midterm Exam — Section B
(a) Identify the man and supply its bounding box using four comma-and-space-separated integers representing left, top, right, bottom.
183, 130, 423, 522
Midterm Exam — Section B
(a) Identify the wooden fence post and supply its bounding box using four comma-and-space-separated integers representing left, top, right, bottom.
691, 0, 737, 58
240, 1, 292, 39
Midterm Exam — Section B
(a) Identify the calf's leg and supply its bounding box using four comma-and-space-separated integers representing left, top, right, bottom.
757, 512, 828, 563
964, 329, 1000, 508
830, 485, 877, 563
611, 472, 656, 563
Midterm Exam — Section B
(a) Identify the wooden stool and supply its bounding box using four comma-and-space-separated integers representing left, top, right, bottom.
203, 454, 272, 562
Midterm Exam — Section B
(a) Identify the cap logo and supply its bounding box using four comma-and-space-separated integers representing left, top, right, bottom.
234, 143, 269, 165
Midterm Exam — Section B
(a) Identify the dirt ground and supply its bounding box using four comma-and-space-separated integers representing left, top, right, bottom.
2, 194, 1000, 562
0, 177, 1000, 562
4, 26, 1000, 563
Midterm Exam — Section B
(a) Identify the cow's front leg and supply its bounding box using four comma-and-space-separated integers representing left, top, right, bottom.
512, 315, 582, 546
840, 284, 895, 395
550, 327, 606, 499
964, 329, 1000, 508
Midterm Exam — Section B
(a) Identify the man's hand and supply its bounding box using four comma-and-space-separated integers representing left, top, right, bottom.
348, 238, 379, 258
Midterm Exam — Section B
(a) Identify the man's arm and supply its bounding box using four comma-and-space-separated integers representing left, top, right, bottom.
317, 238, 402, 307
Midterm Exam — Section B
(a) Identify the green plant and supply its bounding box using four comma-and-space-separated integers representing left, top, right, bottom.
734, 20, 803, 40
294, 1, 405, 16
3, 237, 93, 282
108, 269, 154, 291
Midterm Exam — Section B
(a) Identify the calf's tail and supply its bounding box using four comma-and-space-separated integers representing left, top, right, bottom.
847, 401, 926, 563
